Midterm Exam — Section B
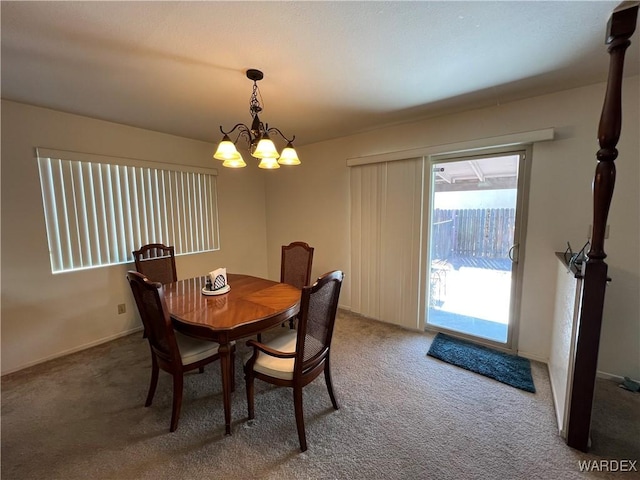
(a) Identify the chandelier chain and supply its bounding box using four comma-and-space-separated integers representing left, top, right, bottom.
249, 82, 264, 117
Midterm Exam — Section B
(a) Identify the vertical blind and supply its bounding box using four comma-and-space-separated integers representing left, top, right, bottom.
350, 157, 425, 329
36, 148, 220, 273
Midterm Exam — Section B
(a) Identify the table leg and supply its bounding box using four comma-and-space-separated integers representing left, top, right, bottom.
219, 342, 233, 435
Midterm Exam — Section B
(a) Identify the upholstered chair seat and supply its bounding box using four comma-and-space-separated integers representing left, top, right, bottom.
176, 332, 228, 365
243, 331, 297, 380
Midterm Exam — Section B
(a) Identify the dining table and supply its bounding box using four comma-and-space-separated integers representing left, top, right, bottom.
164, 273, 301, 435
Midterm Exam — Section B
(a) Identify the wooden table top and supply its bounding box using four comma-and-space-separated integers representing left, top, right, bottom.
165, 273, 301, 342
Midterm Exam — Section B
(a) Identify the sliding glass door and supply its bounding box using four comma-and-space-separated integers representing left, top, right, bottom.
425, 150, 528, 350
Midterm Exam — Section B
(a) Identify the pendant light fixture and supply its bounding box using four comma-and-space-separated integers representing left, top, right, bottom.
213, 69, 301, 169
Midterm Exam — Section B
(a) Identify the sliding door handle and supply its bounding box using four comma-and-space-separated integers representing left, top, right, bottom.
508, 244, 519, 263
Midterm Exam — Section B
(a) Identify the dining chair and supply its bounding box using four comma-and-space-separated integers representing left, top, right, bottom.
127, 271, 234, 432
132, 243, 177, 285
244, 270, 344, 452
280, 241, 314, 329
132, 243, 177, 338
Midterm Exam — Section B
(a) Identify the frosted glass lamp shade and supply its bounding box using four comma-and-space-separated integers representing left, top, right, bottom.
214, 136, 241, 161
253, 134, 280, 159
222, 154, 247, 168
277, 143, 301, 165
258, 157, 280, 169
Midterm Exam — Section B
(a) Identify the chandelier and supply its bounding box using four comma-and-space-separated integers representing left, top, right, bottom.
213, 69, 300, 169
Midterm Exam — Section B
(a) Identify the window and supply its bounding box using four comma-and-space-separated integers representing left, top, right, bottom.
36, 148, 219, 273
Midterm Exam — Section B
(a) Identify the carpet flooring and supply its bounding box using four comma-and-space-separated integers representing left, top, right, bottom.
1, 310, 636, 479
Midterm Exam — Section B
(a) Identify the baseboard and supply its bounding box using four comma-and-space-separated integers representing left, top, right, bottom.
546, 364, 565, 435
1, 326, 144, 376
516, 350, 547, 364
596, 370, 640, 384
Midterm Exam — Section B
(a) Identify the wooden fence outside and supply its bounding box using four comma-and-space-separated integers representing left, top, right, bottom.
431, 208, 515, 261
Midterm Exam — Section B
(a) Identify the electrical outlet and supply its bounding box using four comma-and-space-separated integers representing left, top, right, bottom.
117, 303, 126, 315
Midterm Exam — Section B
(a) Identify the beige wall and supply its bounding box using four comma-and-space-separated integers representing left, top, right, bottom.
1, 100, 269, 374
264, 77, 640, 379
3, 78, 638, 379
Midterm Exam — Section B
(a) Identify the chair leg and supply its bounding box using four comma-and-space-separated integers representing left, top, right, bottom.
230, 348, 236, 392
170, 373, 184, 432
245, 369, 255, 420
324, 359, 339, 410
145, 354, 159, 407
293, 385, 307, 452
198, 366, 205, 374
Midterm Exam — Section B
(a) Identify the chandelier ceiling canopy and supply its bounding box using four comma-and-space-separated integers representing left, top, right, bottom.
213, 69, 300, 169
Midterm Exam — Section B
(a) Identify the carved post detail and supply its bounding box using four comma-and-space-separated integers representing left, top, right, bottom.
590, 4, 637, 260
567, 2, 638, 452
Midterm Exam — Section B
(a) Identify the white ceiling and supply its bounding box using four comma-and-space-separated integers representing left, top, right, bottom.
1, 1, 637, 147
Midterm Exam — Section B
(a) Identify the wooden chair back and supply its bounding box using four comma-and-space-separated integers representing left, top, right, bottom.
295, 270, 343, 375
132, 243, 177, 284
127, 271, 181, 365
281, 242, 314, 289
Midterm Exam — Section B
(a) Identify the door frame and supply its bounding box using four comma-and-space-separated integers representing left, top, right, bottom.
418, 145, 533, 353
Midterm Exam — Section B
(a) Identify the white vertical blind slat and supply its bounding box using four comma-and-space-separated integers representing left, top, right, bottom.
151, 169, 164, 244
208, 174, 219, 250
37, 158, 63, 272
120, 166, 135, 261
159, 171, 170, 244
72, 161, 92, 267
137, 167, 149, 247
144, 168, 159, 243
167, 171, 176, 252
183, 172, 194, 253
60, 160, 80, 270
174, 171, 185, 254
196, 174, 205, 251
82, 163, 101, 265
94, 165, 111, 264
102, 164, 119, 263
128, 167, 142, 252
165, 170, 177, 249
153, 171, 162, 243
185, 172, 194, 253
114, 165, 130, 262
195, 174, 205, 252
201, 175, 211, 250
187, 173, 197, 252
190, 173, 199, 252
349, 167, 361, 313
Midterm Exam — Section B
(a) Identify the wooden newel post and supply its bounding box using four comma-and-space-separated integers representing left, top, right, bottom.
591, 4, 637, 260
567, 2, 638, 452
